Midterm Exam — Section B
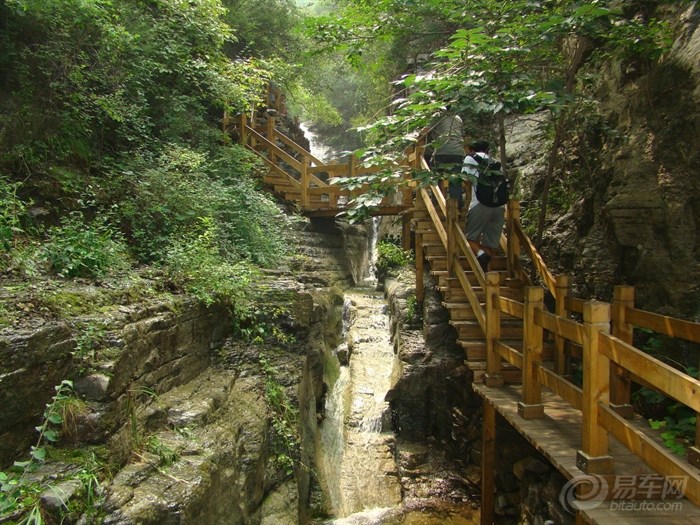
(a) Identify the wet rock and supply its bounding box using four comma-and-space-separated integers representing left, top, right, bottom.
40, 479, 82, 514
74, 373, 111, 401
260, 480, 299, 525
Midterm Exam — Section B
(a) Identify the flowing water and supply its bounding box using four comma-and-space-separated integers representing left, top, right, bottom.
303, 128, 480, 525
317, 289, 402, 518
315, 289, 480, 525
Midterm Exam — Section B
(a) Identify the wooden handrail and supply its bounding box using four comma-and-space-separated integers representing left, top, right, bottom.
274, 128, 325, 167
625, 307, 700, 343
512, 216, 556, 293
599, 333, 700, 411
419, 186, 448, 248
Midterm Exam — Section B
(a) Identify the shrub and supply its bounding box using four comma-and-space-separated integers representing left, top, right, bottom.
165, 217, 258, 319
375, 239, 413, 279
41, 212, 130, 278
115, 145, 289, 266
0, 176, 30, 252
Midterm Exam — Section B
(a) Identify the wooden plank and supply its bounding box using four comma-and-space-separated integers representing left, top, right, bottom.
522, 287, 544, 410
625, 308, 700, 344
495, 341, 523, 369
498, 296, 524, 319
454, 228, 486, 289
419, 187, 447, 248
599, 334, 700, 412
554, 275, 572, 375
536, 365, 583, 411
598, 404, 700, 507
453, 263, 486, 330
472, 385, 700, 523
565, 296, 586, 314
247, 128, 303, 172
580, 302, 613, 469
535, 308, 585, 345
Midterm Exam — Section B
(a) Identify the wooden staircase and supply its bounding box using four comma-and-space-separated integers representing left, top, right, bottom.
416, 220, 550, 384
237, 100, 700, 523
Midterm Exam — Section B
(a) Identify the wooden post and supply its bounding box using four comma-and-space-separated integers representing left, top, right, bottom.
415, 231, 424, 304
577, 300, 614, 474
506, 200, 521, 280
267, 115, 276, 165
484, 272, 503, 387
691, 362, 700, 467
690, 348, 700, 468
300, 156, 309, 208
402, 214, 411, 252
239, 113, 248, 146
610, 285, 634, 418
415, 135, 425, 169
554, 275, 571, 375
519, 286, 545, 419
446, 198, 458, 276
250, 109, 258, 149
481, 399, 496, 525
348, 153, 356, 178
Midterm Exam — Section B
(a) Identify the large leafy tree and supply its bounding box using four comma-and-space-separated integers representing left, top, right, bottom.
307, 0, 670, 225
0, 0, 274, 171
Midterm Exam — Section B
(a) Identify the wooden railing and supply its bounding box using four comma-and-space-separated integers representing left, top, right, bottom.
408, 139, 700, 507
236, 101, 700, 507
482, 269, 700, 506
235, 111, 414, 216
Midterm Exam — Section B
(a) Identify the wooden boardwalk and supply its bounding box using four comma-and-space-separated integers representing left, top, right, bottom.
240, 94, 700, 524
475, 384, 700, 524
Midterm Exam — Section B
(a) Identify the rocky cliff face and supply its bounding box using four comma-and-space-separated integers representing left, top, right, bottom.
0, 215, 371, 524
508, 3, 700, 320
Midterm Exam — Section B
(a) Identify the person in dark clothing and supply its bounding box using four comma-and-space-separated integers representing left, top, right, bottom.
429, 112, 465, 208
462, 139, 505, 273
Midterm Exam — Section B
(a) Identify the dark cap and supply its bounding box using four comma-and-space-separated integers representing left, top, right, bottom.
469, 139, 490, 153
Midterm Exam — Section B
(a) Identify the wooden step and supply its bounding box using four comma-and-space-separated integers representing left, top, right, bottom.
422, 243, 446, 257
443, 302, 481, 320
442, 286, 523, 302
468, 362, 523, 384
451, 319, 523, 339
417, 232, 442, 243
460, 340, 555, 361
428, 257, 472, 272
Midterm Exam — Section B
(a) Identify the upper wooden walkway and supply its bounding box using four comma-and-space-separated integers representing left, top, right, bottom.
228, 111, 414, 219
235, 93, 700, 524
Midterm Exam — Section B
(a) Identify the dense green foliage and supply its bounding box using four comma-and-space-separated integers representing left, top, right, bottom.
307, 0, 673, 220
0, 0, 307, 314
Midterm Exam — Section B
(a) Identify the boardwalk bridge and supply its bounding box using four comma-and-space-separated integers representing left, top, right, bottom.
234, 95, 700, 525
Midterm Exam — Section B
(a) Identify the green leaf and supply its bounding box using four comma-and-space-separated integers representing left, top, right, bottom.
30, 447, 46, 461
47, 413, 63, 425
43, 429, 59, 442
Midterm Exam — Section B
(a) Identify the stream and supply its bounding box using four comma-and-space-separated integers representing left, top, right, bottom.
317, 289, 402, 518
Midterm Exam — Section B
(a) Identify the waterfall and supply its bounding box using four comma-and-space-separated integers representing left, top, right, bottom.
363, 217, 380, 288
299, 122, 333, 161
316, 289, 401, 520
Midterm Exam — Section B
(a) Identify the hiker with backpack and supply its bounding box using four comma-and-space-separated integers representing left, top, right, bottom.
462, 139, 509, 273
